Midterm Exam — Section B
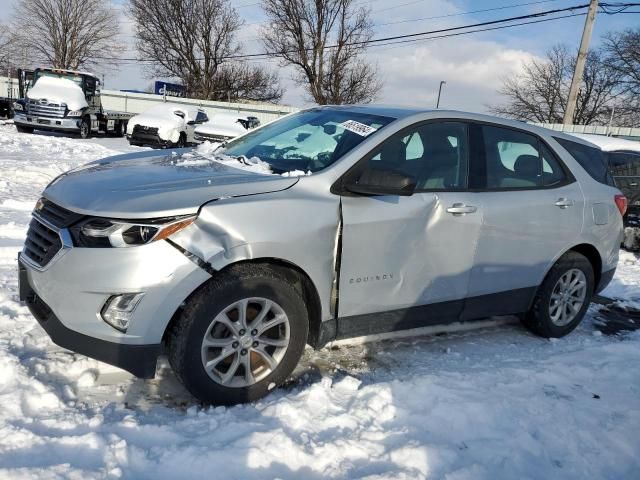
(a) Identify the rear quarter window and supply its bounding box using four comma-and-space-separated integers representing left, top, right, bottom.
554, 137, 615, 186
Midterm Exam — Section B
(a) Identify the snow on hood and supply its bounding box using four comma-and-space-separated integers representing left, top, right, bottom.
127, 103, 202, 143
179, 141, 272, 175
185, 142, 312, 177
27, 76, 88, 111
195, 113, 249, 138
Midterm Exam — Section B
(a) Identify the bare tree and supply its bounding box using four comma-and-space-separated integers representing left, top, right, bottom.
262, 0, 382, 105
604, 28, 640, 95
9, 0, 122, 70
602, 28, 640, 126
129, 0, 282, 103
213, 63, 283, 103
491, 45, 621, 125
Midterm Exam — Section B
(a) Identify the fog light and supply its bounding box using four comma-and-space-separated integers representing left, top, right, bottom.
101, 293, 144, 332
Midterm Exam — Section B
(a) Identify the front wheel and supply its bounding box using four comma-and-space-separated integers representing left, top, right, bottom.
522, 251, 594, 338
174, 132, 187, 148
79, 117, 91, 139
167, 264, 309, 405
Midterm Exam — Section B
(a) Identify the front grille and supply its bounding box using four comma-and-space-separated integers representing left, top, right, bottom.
28, 100, 65, 118
23, 218, 63, 267
35, 198, 84, 228
133, 125, 158, 136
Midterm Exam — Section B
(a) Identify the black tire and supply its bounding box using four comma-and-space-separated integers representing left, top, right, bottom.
79, 117, 91, 139
522, 251, 594, 338
167, 263, 309, 405
175, 132, 187, 148
16, 125, 34, 134
115, 121, 127, 137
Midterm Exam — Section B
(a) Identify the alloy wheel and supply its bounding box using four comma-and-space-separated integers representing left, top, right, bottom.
548, 268, 588, 327
200, 297, 290, 387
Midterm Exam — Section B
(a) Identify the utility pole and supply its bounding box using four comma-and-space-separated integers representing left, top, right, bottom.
436, 80, 446, 109
563, 0, 599, 125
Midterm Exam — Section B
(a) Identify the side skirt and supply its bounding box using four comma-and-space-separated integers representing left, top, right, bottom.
320, 287, 537, 343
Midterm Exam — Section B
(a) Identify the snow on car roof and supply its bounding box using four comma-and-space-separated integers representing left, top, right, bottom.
140, 102, 205, 118
567, 133, 640, 153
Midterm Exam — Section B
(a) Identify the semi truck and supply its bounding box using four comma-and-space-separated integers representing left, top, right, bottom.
13, 68, 134, 138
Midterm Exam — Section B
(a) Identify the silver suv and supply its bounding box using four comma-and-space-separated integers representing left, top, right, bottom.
18, 107, 626, 404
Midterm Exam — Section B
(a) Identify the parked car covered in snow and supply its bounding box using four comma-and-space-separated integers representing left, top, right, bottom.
127, 103, 209, 148
194, 114, 260, 144
19, 106, 626, 405
567, 133, 640, 250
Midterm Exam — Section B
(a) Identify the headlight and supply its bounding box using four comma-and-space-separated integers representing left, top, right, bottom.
13, 103, 23, 111
70, 215, 196, 247
67, 110, 83, 117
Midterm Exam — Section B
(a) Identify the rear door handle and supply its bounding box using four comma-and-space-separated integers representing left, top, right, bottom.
447, 203, 477, 215
555, 198, 574, 209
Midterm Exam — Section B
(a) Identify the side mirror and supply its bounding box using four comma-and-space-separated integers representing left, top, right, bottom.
345, 167, 416, 196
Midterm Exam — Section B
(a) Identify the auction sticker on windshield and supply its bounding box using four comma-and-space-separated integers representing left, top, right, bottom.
341, 120, 378, 137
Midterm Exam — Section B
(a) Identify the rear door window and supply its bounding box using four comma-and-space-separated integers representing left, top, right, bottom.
554, 137, 615, 186
609, 152, 640, 177
480, 125, 567, 189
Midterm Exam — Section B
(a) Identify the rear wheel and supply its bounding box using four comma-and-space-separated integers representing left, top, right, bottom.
522, 251, 594, 338
167, 264, 309, 405
16, 125, 34, 134
116, 120, 127, 137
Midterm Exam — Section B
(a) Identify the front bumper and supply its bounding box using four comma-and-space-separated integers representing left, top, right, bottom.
18, 230, 211, 377
128, 131, 173, 148
14, 113, 80, 131
20, 256, 160, 378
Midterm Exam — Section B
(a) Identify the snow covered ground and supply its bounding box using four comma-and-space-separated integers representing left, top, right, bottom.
0, 124, 639, 479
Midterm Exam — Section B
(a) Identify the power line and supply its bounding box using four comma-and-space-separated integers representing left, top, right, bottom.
234, 0, 562, 40
100, 2, 639, 64
375, 0, 561, 27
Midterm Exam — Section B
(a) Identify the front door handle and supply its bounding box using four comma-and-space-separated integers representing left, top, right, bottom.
555, 198, 574, 209
447, 203, 477, 215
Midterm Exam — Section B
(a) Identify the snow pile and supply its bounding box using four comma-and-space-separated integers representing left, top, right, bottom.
127, 103, 202, 143
27, 76, 89, 111
1, 124, 640, 478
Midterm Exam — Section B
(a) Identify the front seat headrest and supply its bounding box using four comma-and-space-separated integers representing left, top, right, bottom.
514, 154, 540, 178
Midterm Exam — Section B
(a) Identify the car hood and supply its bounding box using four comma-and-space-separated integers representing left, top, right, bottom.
43, 149, 298, 219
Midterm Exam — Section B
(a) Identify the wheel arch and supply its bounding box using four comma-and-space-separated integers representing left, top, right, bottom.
567, 243, 602, 289
542, 243, 602, 291
162, 257, 324, 348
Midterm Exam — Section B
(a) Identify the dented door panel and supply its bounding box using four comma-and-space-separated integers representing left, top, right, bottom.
338, 192, 483, 318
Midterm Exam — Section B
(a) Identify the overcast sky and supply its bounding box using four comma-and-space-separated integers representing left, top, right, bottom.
0, 0, 638, 113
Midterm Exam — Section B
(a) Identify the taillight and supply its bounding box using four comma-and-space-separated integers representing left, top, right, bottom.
614, 194, 628, 216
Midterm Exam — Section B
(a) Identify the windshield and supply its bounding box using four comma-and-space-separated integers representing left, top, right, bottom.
220, 109, 394, 174
34, 71, 84, 88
